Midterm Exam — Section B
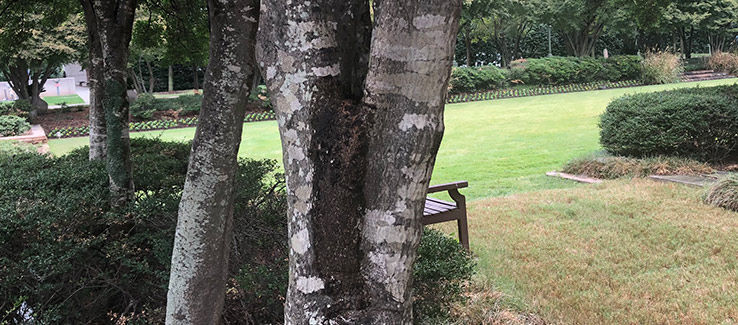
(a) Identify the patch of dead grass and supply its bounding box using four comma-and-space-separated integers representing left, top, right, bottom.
437, 179, 738, 324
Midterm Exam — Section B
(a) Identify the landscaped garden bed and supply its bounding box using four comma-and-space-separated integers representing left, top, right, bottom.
446, 79, 643, 104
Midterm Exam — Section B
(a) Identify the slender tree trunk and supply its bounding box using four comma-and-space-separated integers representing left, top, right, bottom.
165, 1, 260, 323
129, 68, 144, 94
257, 0, 461, 323
91, 0, 137, 205
81, 0, 106, 160
146, 60, 155, 93
168, 65, 174, 92
192, 66, 198, 91
464, 27, 472, 66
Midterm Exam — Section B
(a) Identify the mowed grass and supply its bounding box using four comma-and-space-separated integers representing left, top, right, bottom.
44, 94, 86, 105
48, 78, 737, 199
444, 179, 738, 324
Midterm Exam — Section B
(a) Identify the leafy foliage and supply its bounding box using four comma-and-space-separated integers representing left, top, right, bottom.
600, 85, 738, 162
413, 229, 476, 323
0, 115, 31, 137
450, 66, 508, 94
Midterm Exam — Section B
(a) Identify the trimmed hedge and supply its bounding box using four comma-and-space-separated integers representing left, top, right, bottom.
449, 66, 507, 94
600, 85, 738, 162
450, 55, 642, 95
49, 111, 276, 138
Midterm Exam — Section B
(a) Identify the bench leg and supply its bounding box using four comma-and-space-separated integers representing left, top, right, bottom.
457, 213, 470, 251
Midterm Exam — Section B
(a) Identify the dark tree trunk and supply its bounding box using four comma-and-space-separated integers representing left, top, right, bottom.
463, 26, 472, 66
192, 66, 199, 91
82, 0, 106, 160
165, 0, 260, 323
90, 0, 137, 205
257, 0, 461, 322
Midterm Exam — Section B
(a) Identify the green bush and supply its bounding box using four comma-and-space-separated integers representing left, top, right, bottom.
600, 85, 738, 162
641, 51, 683, 84
0, 100, 33, 121
0, 115, 31, 136
507, 56, 642, 86
130, 93, 158, 120
0, 141, 37, 155
0, 138, 475, 324
450, 66, 507, 94
172, 94, 203, 115
0, 138, 286, 324
413, 228, 475, 323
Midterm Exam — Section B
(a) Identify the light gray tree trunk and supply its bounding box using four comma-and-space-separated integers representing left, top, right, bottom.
257, 0, 461, 323
82, 0, 106, 160
90, 0, 137, 205
165, 1, 259, 324
168, 65, 174, 92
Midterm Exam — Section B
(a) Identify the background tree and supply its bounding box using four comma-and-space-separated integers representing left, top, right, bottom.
81, 0, 137, 205
0, 0, 84, 115
475, 0, 539, 67
129, 7, 166, 94
257, 0, 462, 322
165, 0, 260, 323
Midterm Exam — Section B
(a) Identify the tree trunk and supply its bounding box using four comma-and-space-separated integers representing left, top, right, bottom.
146, 60, 155, 93
165, 1, 260, 323
168, 65, 174, 92
90, 0, 137, 205
257, 0, 461, 323
129, 68, 144, 94
192, 66, 199, 91
82, 0, 107, 160
464, 26, 472, 66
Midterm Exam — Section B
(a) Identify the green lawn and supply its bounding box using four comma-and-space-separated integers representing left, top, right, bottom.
48, 78, 737, 199
44, 94, 86, 105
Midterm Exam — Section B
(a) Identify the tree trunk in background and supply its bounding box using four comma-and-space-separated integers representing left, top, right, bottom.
82, 0, 106, 160
168, 65, 174, 92
192, 66, 198, 91
463, 26, 472, 66
257, 0, 461, 322
146, 60, 155, 93
165, 1, 259, 323
91, 0, 137, 206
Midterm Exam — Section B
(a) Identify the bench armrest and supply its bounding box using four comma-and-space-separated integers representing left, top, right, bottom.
427, 181, 469, 194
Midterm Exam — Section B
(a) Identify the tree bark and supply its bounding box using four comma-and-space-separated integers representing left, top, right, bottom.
91, 0, 137, 205
165, 1, 260, 323
168, 65, 174, 92
82, 0, 106, 160
257, 0, 461, 323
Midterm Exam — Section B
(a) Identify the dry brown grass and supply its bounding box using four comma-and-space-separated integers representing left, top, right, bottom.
705, 174, 738, 212
448, 283, 547, 325
561, 155, 714, 179
437, 179, 738, 324
708, 52, 738, 74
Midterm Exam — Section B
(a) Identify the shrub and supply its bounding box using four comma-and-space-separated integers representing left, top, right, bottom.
0, 115, 31, 136
641, 51, 683, 84
704, 175, 738, 212
0, 140, 37, 155
0, 100, 33, 121
130, 93, 158, 120
172, 94, 203, 115
509, 56, 642, 86
562, 153, 715, 179
450, 66, 507, 94
0, 138, 286, 324
707, 52, 738, 74
0, 139, 475, 324
607, 55, 643, 80
413, 228, 475, 323
600, 85, 738, 162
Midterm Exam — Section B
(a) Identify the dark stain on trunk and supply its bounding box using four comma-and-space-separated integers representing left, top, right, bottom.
307, 78, 373, 315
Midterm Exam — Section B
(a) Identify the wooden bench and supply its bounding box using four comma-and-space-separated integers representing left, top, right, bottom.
422, 181, 469, 251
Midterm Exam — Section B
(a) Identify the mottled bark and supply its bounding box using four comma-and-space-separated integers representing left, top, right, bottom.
89, 0, 137, 204
165, 1, 259, 324
257, 0, 461, 323
82, 0, 106, 160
